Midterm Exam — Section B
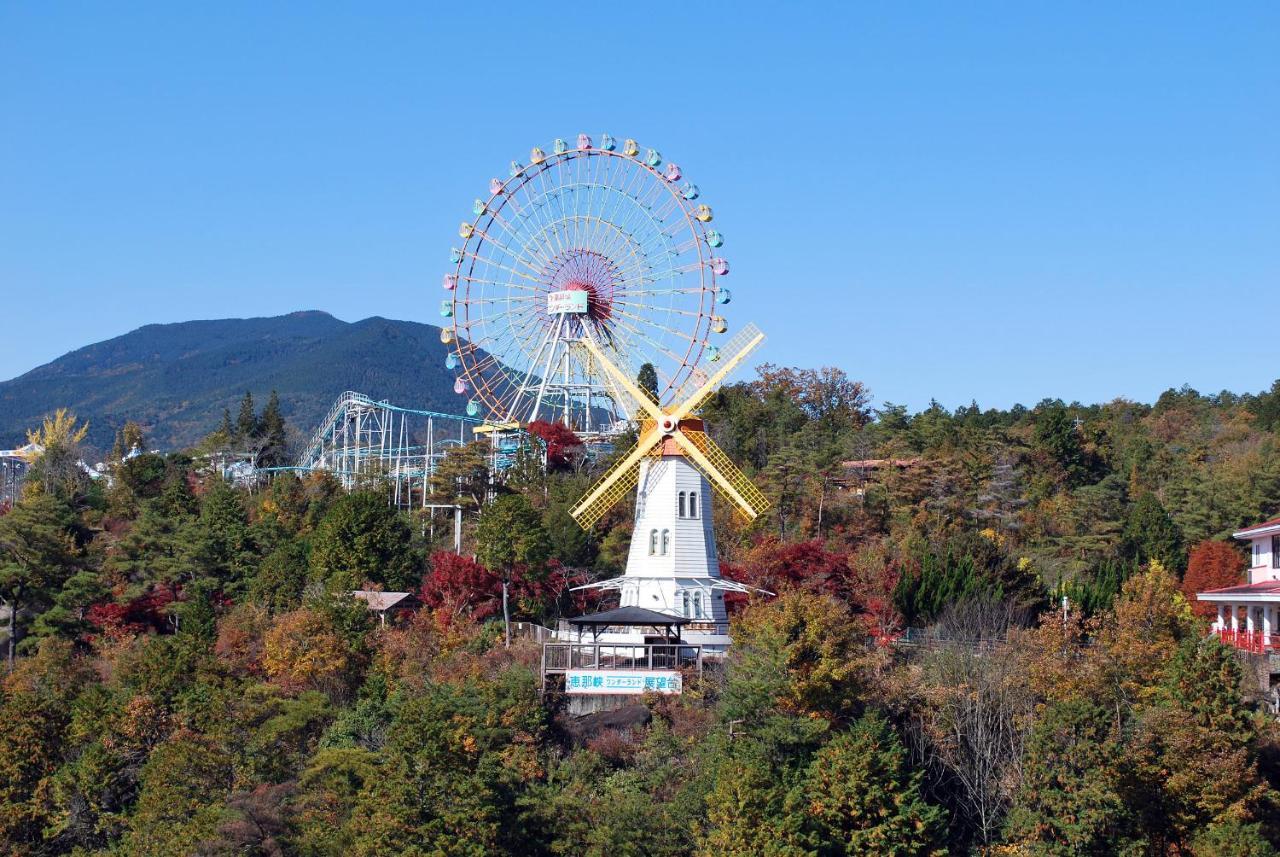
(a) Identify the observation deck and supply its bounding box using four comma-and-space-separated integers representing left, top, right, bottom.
541, 642, 703, 695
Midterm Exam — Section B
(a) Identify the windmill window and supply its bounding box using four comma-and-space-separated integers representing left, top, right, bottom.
680, 591, 691, 616
661, 529, 670, 555
689, 491, 698, 519
649, 529, 658, 555
678, 491, 686, 518
692, 591, 705, 618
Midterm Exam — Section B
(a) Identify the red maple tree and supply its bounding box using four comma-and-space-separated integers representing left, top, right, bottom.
525, 420, 584, 470
419, 551, 501, 620
1181, 539, 1245, 618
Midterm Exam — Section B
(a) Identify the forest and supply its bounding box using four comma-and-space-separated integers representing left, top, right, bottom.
3, 371, 1280, 855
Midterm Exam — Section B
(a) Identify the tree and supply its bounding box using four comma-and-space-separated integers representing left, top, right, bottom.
798, 712, 947, 855
429, 441, 491, 511
475, 494, 550, 646
637, 362, 659, 404
119, 731, 234, 856
1033, 405, 1090, 488
24, 409, 91, 498
526, 420, 584, 471
911, 636, 1033, 847
737, 537, 851, 602
753, 364, 871, 443
1003, 699, 1135, 855
697, 746, 809, 856
723, 590, 866, 724
185, 477, 256, 595
1122, 492, 1185, 571
0, 493, 79, 669
1182, 540, 1244, 617
418, 551, 500, 620
218, 408, 234, 441
236, 391, 258, 441
111, 420, 146, 461
308, 492, 418, 592
258, 390, 290, 468
262, 608, 361, 700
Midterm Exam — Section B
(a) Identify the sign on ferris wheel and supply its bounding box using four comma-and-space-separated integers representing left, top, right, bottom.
546, 290, 590, 315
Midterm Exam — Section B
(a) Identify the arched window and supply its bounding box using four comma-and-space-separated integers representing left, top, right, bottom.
678, 491, 686, 518
689, 491, 698, 519
680, 591, 691, 617
661, 529, 670, 555
648, 529, 658, 555
692, 591, 705, 618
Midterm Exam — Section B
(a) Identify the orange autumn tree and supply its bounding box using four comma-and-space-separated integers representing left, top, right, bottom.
262, 608, 357, 699
1181, 540, 1244, 619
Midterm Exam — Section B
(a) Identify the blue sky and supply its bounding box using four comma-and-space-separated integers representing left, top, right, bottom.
2, 3, 1277, 411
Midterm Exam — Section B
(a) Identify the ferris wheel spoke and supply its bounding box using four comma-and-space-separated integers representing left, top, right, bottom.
611, 298, 703, 318
485, 209, 556, 270
458, 274, 542, 292
471, 228, 547, 278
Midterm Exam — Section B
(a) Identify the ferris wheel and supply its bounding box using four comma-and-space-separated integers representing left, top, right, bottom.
439, 133, 732, 433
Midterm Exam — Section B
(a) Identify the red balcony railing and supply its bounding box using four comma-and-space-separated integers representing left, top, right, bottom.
1212, 627, 1272, 654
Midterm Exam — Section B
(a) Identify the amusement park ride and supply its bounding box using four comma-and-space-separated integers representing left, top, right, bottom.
440, 133, 771, 657
439, 133, 732, 439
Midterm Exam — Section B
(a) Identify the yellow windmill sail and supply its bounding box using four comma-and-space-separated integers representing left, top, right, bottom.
568, 324, 769, 529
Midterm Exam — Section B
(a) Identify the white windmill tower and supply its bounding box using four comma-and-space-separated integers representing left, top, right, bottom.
567, 323, 772, 652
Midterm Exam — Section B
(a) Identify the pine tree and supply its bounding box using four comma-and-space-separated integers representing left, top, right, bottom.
1122, 492, 1185, 571
258, 390, 288, 467
0, 493, 80, 669
637, 362, 659, 404
236, 391, 258, 441
797, 712, 947, 855
1003, 699, 1135, 854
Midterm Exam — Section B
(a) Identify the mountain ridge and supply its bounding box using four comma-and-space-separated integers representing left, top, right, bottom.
0, 311, 465, 453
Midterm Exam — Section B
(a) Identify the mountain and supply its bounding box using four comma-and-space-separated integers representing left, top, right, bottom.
0, 311, 467, 453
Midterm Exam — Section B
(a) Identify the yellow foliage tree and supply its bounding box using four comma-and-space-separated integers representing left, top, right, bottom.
25, 408, 89, 452
262, 608, 354, 699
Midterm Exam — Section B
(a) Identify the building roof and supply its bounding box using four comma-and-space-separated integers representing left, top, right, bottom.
567, 606, 690, 628
351, 590, 417, 611
1196, 580, 1280, 601
1235, 516, 1280, 539
843, 458, 921, 470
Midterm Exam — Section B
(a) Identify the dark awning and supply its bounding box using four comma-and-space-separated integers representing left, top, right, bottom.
568, 606, 689, 628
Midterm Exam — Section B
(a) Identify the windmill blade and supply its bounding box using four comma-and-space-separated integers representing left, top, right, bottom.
670, 323, 766, 422
577, 334, 664, 422
569, 426, 661, 529
673, 428, 770, 521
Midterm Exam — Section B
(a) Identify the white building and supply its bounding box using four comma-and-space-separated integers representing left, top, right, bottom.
570, 437, 761, 653
1197, 515, 1280, 651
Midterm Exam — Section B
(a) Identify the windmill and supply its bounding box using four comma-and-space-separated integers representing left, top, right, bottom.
567, 323, 772, 652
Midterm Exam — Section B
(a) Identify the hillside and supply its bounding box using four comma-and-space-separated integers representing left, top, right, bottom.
0, 311, 463, 452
